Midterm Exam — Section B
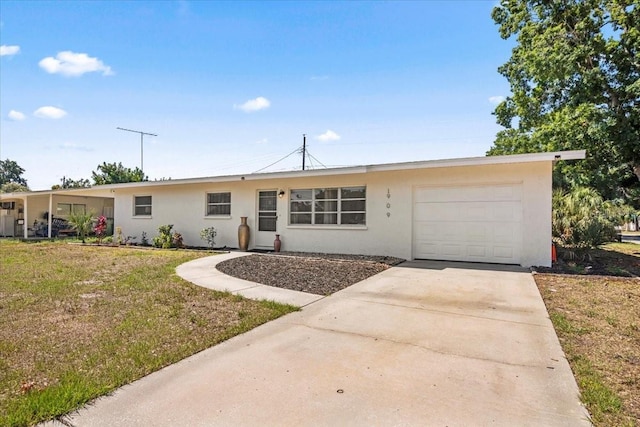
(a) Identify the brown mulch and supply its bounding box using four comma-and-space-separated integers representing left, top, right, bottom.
216, 253, 404, 295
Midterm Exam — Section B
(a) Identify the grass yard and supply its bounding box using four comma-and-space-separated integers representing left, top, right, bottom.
0, 240, 297, 427
535, 243, 640, 427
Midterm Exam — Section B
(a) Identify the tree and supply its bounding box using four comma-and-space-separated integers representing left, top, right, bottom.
488, 0, 639, 206
1, 182, 29, 193
67, 210, 94, 243
51, 177, 91, 190
91, 162, 147, 185
0, 159, 28, 187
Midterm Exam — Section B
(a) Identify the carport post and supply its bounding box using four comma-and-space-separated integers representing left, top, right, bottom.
48, 194, 53, 239
23, 197, 28, 239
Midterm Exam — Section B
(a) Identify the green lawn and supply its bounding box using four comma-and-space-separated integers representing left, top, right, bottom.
535, 242, 640, 426
0, 240, 297, 426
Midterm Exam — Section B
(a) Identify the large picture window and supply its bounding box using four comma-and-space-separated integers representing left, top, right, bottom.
134, 196, 152, 216
56, 203, 86, 217
290, 186, 366, 226
206, 192, 231, 216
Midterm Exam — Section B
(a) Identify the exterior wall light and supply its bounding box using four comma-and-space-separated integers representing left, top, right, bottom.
278, 190, 286, 198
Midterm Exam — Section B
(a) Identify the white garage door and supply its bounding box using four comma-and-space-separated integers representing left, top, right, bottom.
413, 184, 522, 264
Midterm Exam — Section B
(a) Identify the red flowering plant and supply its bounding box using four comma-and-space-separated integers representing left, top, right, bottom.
94, 215, 108, 244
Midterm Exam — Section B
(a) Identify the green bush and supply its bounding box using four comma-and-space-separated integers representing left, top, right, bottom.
152, 225, 183, 249
200, 227, 217, 248
552, 187, 619, 249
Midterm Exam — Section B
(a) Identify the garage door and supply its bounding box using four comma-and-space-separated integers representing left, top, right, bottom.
413, 184, 522, 264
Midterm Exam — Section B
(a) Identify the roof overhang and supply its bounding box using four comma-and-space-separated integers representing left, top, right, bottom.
0, 150, 586, 197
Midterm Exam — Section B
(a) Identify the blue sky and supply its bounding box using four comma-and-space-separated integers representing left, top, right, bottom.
1, 1, 512, 190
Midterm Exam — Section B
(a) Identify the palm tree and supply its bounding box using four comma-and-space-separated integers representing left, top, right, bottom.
67, 211, 94, 243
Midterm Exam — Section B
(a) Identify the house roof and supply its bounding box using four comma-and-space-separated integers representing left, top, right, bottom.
0, 150, 586, 198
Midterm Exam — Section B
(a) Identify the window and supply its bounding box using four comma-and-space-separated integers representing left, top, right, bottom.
206, 192, 231, 216
56, 203, 86, 216
134, 196, 152, 216
289, 186, 366, 226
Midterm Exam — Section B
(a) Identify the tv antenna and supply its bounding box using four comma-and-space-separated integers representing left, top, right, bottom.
116, 127, 157, 173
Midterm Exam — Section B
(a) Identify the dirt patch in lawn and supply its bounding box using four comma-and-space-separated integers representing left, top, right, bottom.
216, 253, 404, 295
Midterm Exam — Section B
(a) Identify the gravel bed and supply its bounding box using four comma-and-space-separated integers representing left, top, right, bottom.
216, 253, 404, 295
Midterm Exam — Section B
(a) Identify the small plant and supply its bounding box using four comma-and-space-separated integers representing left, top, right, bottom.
141, 231, 149, 246
67, 211, 95, 243
153, 224, 180, 249
200, 227, 217, 249
115, 226, 124, 245
93, 215, 108, 244
172, 232, 184, 248
124, 235, 137, 245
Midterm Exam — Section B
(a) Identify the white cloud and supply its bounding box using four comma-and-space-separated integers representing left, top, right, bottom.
316, 130, 341, 142
0, 45, 20, 56
39, 51, 113, 77
8, 110, 26, 121
234, 96, 271, 113
256, 138, 269, 144
488, 95, 505, 105
34, 106, 68, 119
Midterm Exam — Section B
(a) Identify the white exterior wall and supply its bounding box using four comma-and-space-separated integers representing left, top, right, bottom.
112, 160, 552, 267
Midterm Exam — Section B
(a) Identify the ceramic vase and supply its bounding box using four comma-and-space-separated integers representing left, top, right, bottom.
238, 216, 250, 251
274, 234, 281, 252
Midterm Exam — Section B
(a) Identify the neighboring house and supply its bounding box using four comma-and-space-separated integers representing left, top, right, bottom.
0, 150, 585, 267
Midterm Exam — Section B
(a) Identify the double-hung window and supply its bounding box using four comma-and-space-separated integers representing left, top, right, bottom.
290, 186, 366, 225
206, 192, 231, 216
134, 196, 152, 216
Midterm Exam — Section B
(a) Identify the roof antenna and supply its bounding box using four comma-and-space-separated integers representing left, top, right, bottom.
116, 127, 158, 174
302, 134, 306, 171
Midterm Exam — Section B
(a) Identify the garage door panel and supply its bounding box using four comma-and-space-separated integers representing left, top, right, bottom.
415, 185, 522, 203
413, 185, 522, 264
467, 245, 487, 257
494, 246, 515, 259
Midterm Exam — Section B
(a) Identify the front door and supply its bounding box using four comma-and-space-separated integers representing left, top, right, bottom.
256, 190, 278, 248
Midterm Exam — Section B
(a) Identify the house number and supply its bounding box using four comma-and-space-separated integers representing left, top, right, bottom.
386, 189, 391, 218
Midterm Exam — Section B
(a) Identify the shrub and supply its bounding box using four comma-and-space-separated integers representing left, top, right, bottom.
552, 187, 619, 250
153, 225, 183, 249
200, 227, 217, 248
67, 211, 95, 243
93, 215, 108, 244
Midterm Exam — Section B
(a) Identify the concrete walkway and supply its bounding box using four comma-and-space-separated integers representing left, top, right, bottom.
175, 252, 326, 307
47, 255, 591, 426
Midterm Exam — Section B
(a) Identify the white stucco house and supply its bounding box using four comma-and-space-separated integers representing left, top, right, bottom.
0, 150, 586, 267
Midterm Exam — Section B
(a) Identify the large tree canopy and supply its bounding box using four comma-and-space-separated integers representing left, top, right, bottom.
487, 0, 639, 205
92, 162, 147, 185
0, 159, 28, 188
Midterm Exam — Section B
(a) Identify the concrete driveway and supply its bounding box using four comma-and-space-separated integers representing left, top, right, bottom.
49, 257, 591, 426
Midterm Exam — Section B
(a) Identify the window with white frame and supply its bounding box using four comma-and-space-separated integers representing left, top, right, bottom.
290, 186, 366, 225
206, 192, 231, 216
134, 196, 152, 216
56, 203, 86, 216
